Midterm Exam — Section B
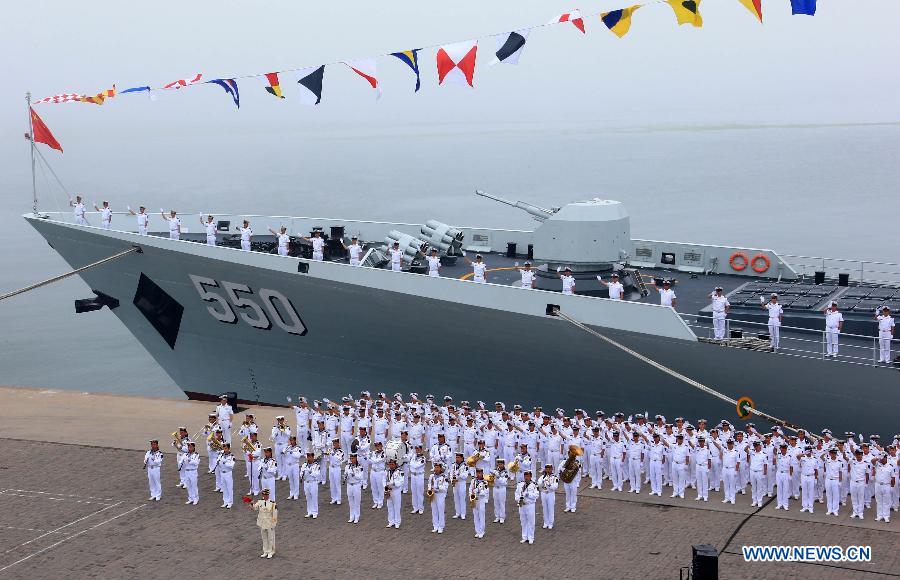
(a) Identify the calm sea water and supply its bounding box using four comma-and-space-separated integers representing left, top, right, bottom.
1, 122, 898, 397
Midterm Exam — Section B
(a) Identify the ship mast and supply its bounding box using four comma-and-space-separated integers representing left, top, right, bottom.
26, 92, 38, 214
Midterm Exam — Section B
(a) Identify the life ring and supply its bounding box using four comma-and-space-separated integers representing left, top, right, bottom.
729, 252, 749, 271
751, 253, 771, 273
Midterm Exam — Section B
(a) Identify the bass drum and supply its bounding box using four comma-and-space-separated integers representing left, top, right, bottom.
385, 439, 409, 466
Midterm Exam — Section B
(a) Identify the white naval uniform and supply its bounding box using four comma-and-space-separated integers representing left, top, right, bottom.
429, 473, 450, 532
538, 473, 559, 529
515, 480, 539, 543
800, 455, 819, 512
472, 261, 487, 284
215, 403, 233, 444
408, 454, 427, 513
765, 302, 784, 350
345, 463, 366, 523
626, 440, 645, 494
136, 211, 149, 236
311, 237, 325, 261
181, 452, 200, 504
876, 315, 895, 362
775, 453, 793, 509
368, 451, 387, 508
823, 457, 844, 515
825, 309, 844, 356
144, 450, 163, 500
672, 444, 691, 499
99, 207, 112, 230
451, 463, 470, 519
205, 220, 217, 246
647, 442, 666, 496
286, 445, 302, 499
608, 439, 626, 491
271, 426, 291, 479
874, 462, 895, 522
276, 233, 289, 256
347, 243, 362, 266
711, 294, 730, 339
72, 202, 87, 225
694, 445, 712, 501
389, 248, 403, 272
300, 462, 320, 517
385, 468, 404, 527
561, 274, 576, 295
849, 459, 868, 518
261, 457, 278, 499
492, 469, 509, 522
247, 443, 263, 495
659, 288, 676, 307
520, 269, 536, 289
426, 255, 441, 277
749, 451, 767, 506
238, 227, 253, 251
166, 216, 181, 240
328, 449, 344, 504
468, 478, 490, 537
607, 280, 624, 300
220, 453, 235, 507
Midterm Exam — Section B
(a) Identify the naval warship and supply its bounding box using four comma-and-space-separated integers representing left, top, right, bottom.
22, 190, 899, 436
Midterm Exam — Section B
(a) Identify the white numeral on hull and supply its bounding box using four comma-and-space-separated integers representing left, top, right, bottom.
189, 275, 307, 335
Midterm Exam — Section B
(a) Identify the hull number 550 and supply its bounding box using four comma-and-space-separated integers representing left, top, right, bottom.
189, 274, 307, 336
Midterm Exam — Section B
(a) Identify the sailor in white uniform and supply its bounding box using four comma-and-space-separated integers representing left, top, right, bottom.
597, 272, 624, 300
876, 306, 895, 363
93, 201, 112, 230
128, 206, 149, 235
388, 241, 403, 272
219, 443, 235, 508
268, 226, 290, 256
215, 394, 234, 444
654, 279, 677, 308
824, 302, 844, 357
762, 293, 784, 351
425, 248, 442, 278
514, 469, 539, 544
559, 267, 576, 295
70, 195, 88, 225
180, 441, 200, 505
236, 220, 253, 252
710, 287, 731, 340
302, 231, 326, 262
143, 439, 163, 501
342, 236, 363, 266
161, 209, 181, 240
463, 253, 488, 283
201, 214, 217, 246
516, 261, 536, 289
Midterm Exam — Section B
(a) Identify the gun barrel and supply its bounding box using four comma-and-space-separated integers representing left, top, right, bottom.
475, 189, 553, 221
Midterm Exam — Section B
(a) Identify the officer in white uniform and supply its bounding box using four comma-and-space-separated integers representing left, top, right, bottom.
774, 444, 794, 510
748, 440, 768, 507
824, 302, 844, 357
559, 267, 576, 295
654, 279, 677, 308
468, 468, 490, 538
710, 287, 731, 340
537, 464, 559, 529
250, 488, 278, 559
598, 272, 624, 300
876, 306, 895, 363
202, 214, 217, 246
268, 226, 290, 256
327, 440, 344, 505
425, 248, 442, 278
516, 261, 536, 289
285, 436, 302, 500
388, 241, 403, 272
823, 447, 844, 516
180, 441, 200, 505
236, 220, 253, 251
464, 253, 488, 283
408, 445, 427, 514
260, 447, 278, 499
428, 463, 450, 533
762, 293, 784, 350
160, 209, 181, 240
385, 459, 404, 529
514, 470, 539, 544
873, 454, 895, 523
215, 395, 234, 444
303, 231, 326, 262
345, 453, 366, 523
219, 443, 235, 508
70, 195, 88, 225
342, 236, 363, 266
300, 452, 320, 518
94, 201, 112, 230
368, 441, 387, 509
848, 449, 869, 519
128, 206, 149, 235
143, 439, 163, 501
491, 459, 509, 523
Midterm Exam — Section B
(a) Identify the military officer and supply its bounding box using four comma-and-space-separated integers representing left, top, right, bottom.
463, 253, 487, 283
626, 431, 646, 495
849, 449, 870, 519
341, 236, 363, 266
368, 440, 387, 509
653, 279, 677, 308
271, 416, 291, 480
247, 431, 263, 495
538, 463, 559, 530
515, 469, 539, 544
93, 201, 112, 230
774, 444, 794, 510
387, 241, 403, 271
693, 436, 712, 502
607, 431, 627, 492
260, 447, 278, 499
215, 395, 234, 444
236, 220, 253, 251
469, 468, 490, 539
823, 447, 844, 516
328, 439, 345, 505
179, 441, 200, 505
143, 439, 163, 501
160, 209, 181, 240
646, 432, 666, 497
250, 488, 278, 558
559, 267, 576, 295
128, 205, 150, 235
597, 272, 624, 300
285, 436, 302, 500
491, 458, 509, 523
876, 306, 895, 363
268, 226, 290, 256
290, 397, 311, 453
762, 293, 784, 350
425, 248, 442, 277
710, 287, 730, 340
874, 453, 895, 523
345, 453, 365, 523
219, 443, 235, 508
303, 230, 326, 262
408, 444, 427, 514
385, 458, 404, 529
70, 195, 88, 225
824, 302, 844, 357
449, 452, 471, 520
428, 463, 450, 533
516, 261, 536, 289
299, 452, 320, 518
748, 440, 768, 507
201, 214, 217, 246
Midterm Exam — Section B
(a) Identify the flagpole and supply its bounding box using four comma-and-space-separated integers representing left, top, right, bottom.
26, 92, 38, 214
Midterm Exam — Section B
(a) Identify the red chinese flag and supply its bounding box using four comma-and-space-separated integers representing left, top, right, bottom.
30, 107, 63, 153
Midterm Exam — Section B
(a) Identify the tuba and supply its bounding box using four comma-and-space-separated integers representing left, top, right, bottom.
559, 444, 584, 484
465, 451, 480, 468
484, 472, 496, 487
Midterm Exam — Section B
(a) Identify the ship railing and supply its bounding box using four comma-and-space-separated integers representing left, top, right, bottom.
679, 313, 898, 369
780, 254, 900, 286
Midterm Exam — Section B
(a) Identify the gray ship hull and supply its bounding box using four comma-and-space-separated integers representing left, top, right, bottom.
26, 216, 897, 437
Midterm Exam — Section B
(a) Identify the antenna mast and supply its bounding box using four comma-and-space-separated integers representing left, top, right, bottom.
26, 92, 37, 214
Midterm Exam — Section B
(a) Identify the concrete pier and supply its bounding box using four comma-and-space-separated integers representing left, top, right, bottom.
0, 386, 896, 578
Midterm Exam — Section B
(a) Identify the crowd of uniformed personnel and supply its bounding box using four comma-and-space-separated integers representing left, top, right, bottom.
144, 392, 899, 557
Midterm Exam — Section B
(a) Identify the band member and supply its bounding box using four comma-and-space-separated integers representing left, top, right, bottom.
538, 463, 559, 530
260, 447, 278, 500
247, 432, 263, 495
172, 427, 189, 489
202, 214, 217, 246
300, 452, 321, 518
180, 441, 200, 505
208, 429, 225, 492
385, 459, 404, 529
250, 488, 278, 559
515, 469, 539, 544
215, 395, 234, 444
428, 463, 450, 533
430, 433, 453, 466
219, 443, 235, 508
408, 444, 427, 514
268, 226, 290, 256
143, 439, 163, 501
328, 439, 345, 505
450, 452, 471, 520
285, 436, 302, 500
271, 416, 291, 481
469, 468, 490, 539
345, 454, 366, 524
368, 441, 387, 509
239, 414, 259, 479
128, 205, 149, 235
491, 459, 509, 524
513, 443, 534, 483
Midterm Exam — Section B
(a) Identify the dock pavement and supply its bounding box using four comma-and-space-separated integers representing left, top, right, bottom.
0, 386, 896, 579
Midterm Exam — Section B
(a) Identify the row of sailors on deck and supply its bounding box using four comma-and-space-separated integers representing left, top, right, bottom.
150, 393, 899, 529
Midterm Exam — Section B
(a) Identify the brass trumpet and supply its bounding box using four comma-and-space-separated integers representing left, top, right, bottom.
426, 487, 435, 504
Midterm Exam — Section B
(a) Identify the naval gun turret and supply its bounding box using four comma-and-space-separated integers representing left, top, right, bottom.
475, 190, 631, 272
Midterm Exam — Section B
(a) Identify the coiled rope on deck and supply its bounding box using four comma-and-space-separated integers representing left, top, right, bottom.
0, 246, 140, 302
551, 308, 815, 437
